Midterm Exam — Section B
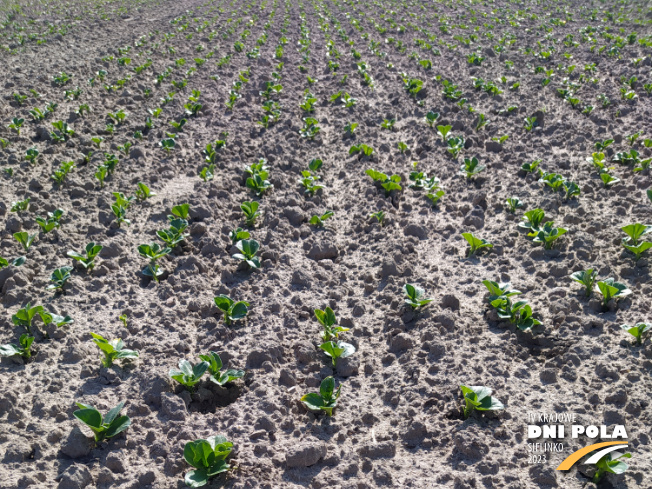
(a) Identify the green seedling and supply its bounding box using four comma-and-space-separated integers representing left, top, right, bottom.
138, 243, 171, 282
170, 359, 209, 391
111, 203, 129, 227
532, 221, 567, 249
462, 232, 493, 256
8, 117, 24, 135
600, 173, 620, 188
519, 209, 545, 235
25, 148, 39, 164
521, 159, 541, 173
198, 351, 245, 385
213, 295, 249, 325
446, 136, 465, 158
563, 181, 580, 200
301, 376, 341, 416
0, 334, 34, 360
436, 124, 451, 142
73, 402, 131, 444
11, 303, 45, 335
315, 307, 349, 341
482, 280, 522, 302
135, 182, 155, 200
159, 138, 176, 154
460, 385, 504, 418
298, 171, 324, 196
403, 283, 433, 310
11, 198, 30, 212
381, 118, 396, 130
183, 435, 233, 487
246, 173, 273, 196
460, 157, 485, 179
157, 218, 188, 248
365, 169, 401, 196
169, 204, 190, 221
308, 158, 323, 172
539, 172, 565, 192
119, 315, 128, 328
14, 232, 37, 251
51, 161, 75, 185
229, 228, 250, 245
95, 165, 108, 188
505, 197, 523, 213
621, 223, 652, 259
621, 322, 651, 346
0, 256, 25, 269
232, 239, 261, 269
90, 332, 138, 367
199, 164, 215, 182
524, 116, 537, 131
369, 210, 385, 226
39, 311, 73, 329
397, 141, 408, 154
309, 211, 334, 227
319, 340, 355, 367
596, 278, 632, 310
50, 120, 75, 142
349, 144, 374, 157
240, 201, 260, 226
570, 269, 597, 297
68, 243, 102, 271
426, 189, 445, 206
343, 122, 358, 135
592, 451, 631, 484
35, 209, 64, 233
425, 111, 440, 127
48, 266, 73, 292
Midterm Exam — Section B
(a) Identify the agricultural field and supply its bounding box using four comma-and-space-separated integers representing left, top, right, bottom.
0, 0, 651, 487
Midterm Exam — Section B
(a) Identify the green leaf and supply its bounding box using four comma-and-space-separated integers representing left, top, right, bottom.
320, 376, 335, 399
230, 301, 249, 319
105, 415, 131, 438
185, 468, 209, 487
301, 393, 325, 411
213, 295, 234, 311
74, 408, 103, 429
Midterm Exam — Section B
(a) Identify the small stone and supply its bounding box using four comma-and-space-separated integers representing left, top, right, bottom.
60, 427, 93, 459
358, 441, 396, 459
285, 441, 327, 468
57, 464, 93, 489
106, 453, 125, 473
336, 356, 359, 377
389, 333, 414, 353
403, 224, 428, 240
160, 393, 187, 421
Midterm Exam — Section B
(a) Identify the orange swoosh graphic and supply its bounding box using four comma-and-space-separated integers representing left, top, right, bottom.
556, 441, 629, 470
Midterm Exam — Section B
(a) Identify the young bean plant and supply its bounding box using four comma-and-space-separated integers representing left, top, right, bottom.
90, 332, 139, 367
0, 334, 35, 360
460, 385, 504, 418
183, 435, 233, 487
213, 295, 249, 325
595, 278, 632, 311
403, 283, 433, 310
198, 351, 245, 386
68, 243, 102, 271
301, 376, 341, 416
570, 269, 597, 297
462, 232, 493, 256
73, 402, 131, 443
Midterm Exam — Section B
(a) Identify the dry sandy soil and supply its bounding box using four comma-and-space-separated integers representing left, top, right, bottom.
0, 0, 651, 488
